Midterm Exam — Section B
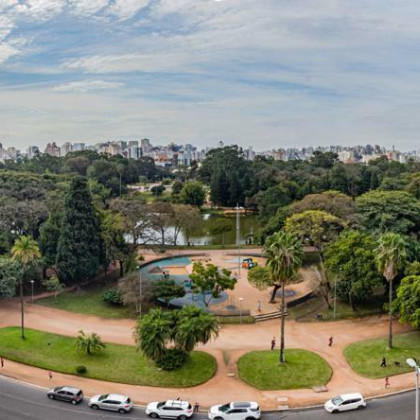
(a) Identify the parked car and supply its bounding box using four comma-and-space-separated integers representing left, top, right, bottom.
47, 386, 83, 405
146, 400, 194, 419
88, 393, 133, 414
208, 401, 261, 420
324, 393, 366, 413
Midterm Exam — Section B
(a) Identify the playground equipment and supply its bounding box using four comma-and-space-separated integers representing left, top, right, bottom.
242, 258, 258, 269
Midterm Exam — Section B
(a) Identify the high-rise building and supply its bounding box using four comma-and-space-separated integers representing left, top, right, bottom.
44, 142, 60, 157
60, 142, 73, 156
141, 138, 152, 153
129, 146, 140, 159
73, 143, 86, 151
27, 146, 39, 158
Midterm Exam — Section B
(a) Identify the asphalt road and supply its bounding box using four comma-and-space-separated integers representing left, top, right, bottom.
0, 376, 415, 420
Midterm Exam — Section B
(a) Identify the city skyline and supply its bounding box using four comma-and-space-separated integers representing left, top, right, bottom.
1, 1, 420, 149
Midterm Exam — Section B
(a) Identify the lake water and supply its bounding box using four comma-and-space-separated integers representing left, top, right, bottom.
137, 213, 260, 246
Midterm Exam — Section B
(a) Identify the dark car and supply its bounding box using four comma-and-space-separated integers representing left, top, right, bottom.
47, 386, 84, 405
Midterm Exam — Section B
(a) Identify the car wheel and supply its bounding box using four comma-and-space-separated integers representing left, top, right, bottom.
118, 409, 127, 414
149, 413, 159, 418
91, 405, 99, 410
245, 417, 255, 420
332, 409, 339, 414
71, 400, 77, 405
214, 417, 224, 420
48, 395, 54, 400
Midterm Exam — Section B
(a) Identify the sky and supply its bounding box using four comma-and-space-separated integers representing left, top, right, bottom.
1, 0, 420, 151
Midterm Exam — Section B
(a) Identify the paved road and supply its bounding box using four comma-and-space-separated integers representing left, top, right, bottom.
0, 376, 415, 420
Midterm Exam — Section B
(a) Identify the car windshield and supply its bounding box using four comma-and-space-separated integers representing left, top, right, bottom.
332, 397, 343, 406
99, 394, 108, 401
219, 404, 230, 412
157, 401, 166, 409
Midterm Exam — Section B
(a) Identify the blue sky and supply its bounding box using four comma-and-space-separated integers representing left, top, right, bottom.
1, 0, 420, 150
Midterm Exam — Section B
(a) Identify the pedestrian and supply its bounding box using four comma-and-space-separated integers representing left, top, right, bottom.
380, 356, 387, 368
271, 337, 276, 350
48, 371, 53, 381
194, 402, 200, 412
0, 356, 4, 368
257, 300, 262, 313
328, 336, 333, 347
385, 377, 390, 389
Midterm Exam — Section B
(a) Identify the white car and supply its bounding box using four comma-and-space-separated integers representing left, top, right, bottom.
146, 400, 194, 419
88, 393, 133, 414
208, 402, 261, 420
324, 393, 366, 413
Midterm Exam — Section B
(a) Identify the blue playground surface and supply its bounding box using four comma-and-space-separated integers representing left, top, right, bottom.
140, 256, 229, 309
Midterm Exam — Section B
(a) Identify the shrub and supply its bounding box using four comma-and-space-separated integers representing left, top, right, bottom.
102, 288, 123, 306
156, 349, 188, 371
76, 365, 87, 374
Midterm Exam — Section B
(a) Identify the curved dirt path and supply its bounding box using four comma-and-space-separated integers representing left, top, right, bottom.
0, 299, 414, 409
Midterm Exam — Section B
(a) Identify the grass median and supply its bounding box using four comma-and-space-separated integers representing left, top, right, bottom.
344, 332, 420, 379
0, 327, 216, 388
237, 349, 332, 390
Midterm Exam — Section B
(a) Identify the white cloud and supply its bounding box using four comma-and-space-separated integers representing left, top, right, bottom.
53, 79, 124, 92
13, 0, 66, 21
0, 42, 19, 63
69, 0, 109, 17
107, 0, 150, 20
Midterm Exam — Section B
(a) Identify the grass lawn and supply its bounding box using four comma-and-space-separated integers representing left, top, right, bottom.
344, 332, 420, 379
35, 285, 138, 319
0, 327, 216, 388
237, 349, 332, 390
290, 297, 385, 322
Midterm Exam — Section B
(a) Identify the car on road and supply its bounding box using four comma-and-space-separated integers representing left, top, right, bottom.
146, 400, 194, 419
47, 386, 83, 405
324, 393, 366, 413
88, 393, 133, 414
208, 401, 261, 420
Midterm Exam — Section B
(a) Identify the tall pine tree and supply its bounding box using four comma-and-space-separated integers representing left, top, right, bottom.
56, 177, 104, 284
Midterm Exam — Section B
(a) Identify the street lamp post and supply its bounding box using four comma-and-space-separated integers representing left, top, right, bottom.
137, 266, 143, 319
239, 297, 243, 324
407, 358, 419, 420
235, 205, 243, 275
30, 280, 34, 304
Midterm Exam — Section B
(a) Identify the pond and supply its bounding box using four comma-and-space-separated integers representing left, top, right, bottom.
137, 213, 260, 246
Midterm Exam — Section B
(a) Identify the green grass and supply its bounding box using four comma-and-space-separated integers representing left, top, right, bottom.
35, 285, 137, 319
0, 327, 216, 388
290, 297, 385, 322
237, 349, 332, 390
344, 332, 420, 379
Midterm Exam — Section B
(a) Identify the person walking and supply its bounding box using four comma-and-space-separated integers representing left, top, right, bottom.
328, 336, 333, 347
381, 356, 387, 367
271, 337, 276, 350
0, 356, 4, 368
385, 377, 390, 389
257, 300, 262, 313
48, 371, 53, 381
194, 402, 200, 413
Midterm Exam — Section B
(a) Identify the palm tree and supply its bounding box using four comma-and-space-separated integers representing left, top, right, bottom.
11, 235, 41, 339
75, 330, 106, 355
264, 231, 303, 363
375, 233, 407, 349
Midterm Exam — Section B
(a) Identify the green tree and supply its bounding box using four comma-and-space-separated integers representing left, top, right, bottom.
375, 233, 408, 349
179, 181, 206, 207
284, 210, 345, 308
134, 306, 219, 369
0, 257, 19, 299
11, 235, 41, 339
39, 212, 62, 272
393, 275, 420, 329
325, 231, 382, 310
171, 181, 183, 195
356, 190, 420, 234
263, 231, 303, 363
153, 279, 186, 305
42, 275, 65, 303
256, 185, 292, 223
190, 262, 237, 307
56, 177, 104, 284
75, 330, 106, 355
